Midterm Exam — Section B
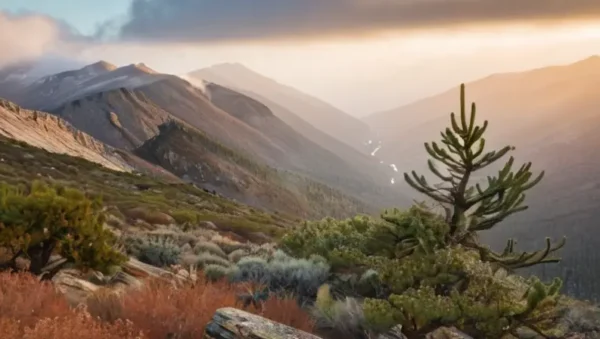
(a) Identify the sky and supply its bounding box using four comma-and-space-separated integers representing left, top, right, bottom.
3, 1, 600, 116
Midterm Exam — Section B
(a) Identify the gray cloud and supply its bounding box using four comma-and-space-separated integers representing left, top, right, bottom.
117, 0, 600, 43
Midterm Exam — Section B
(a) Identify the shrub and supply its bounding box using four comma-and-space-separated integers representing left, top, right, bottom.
178, 253, 200, 267
169, 209, 201, 225
0, 182, 126, 277
126, 235, 181, 268
281, 207, 564, 337
211, 235, 249, 254
180, 243, 192, 253
312, 284, 368, 338
123, 207, 174, 225
175, 233, 198, 248
203, 264, 230, 282
196, 252, 231, 268
228, 249, 248, 263
193, 241, 227, 258
230, 251, 330, 303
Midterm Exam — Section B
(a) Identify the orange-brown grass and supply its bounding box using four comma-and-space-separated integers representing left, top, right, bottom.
0, 271, 72, 328
89, 278, 315, 338
0, 272, 145, 338
90, 277, 240, 339
252, 295, 316, 333
1, 271, 315, 339
1, 311, 144, 339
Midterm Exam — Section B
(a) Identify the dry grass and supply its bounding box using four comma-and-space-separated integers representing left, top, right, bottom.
0, 271, 72, 328
0, 271, 316, 339
1, 312, 144, 339
0, 272, 144, 338
255, 295, 316, 333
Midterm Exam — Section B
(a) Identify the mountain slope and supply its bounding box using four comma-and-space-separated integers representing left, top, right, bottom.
135, 121, 373, 219
0, 99, 131, 172
193, 77, 383, 178
364, 55, 600, 301
365, 56, 600, 168
51, 88, 172, 150
23, 62, 406, 211
202, 82, 400, 205
188, 63, 372, 151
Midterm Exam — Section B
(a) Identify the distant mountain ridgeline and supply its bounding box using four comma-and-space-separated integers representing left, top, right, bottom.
0, 60, 407, 220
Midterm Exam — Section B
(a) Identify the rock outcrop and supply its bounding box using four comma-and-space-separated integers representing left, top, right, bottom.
205, 307, 320, 339
0, 99, 132, 172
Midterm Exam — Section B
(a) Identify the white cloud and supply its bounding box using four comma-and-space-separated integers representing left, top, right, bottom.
0, 12, 65, 67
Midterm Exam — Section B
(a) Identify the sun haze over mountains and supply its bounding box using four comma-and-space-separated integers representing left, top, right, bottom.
2, 1, 600, 336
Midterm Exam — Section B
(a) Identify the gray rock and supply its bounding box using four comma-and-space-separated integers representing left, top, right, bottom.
204, 307, 321, 339
425, 327, 473, 339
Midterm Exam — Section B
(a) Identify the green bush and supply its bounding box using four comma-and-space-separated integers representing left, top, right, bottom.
203, 264, 230, 282
0, 181, 126, 277
124, 235, 181, 268
229, 250, 330, 303
170, 209, 201, 225
312, 284, 368, 338
193, 241, 227, 258
281, 208, 563, 337
196, 252, 231, 268
228, 249, 248, 263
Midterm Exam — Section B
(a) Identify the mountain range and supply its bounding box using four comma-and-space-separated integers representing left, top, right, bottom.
1, 55, 600, 300
189, 63, 372, 152
0, 60, 407, 219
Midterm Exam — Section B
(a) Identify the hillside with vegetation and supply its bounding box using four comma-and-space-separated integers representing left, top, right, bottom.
135, 120, 373, 219
5, 62, 406, 212
0, 84, 598, 339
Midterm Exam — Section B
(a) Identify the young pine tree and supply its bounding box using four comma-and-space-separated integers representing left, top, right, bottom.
404, 84, 565, 270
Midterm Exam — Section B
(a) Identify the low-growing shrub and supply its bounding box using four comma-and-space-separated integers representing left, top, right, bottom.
312, 284, 368, 338
196, 252, 231, 268
230, 250, 330, 303
228, 249, 248, 263
211, 235, 249, 254
281, 208, 565, 337
124, 235, 181, 268
203, 264, 230, 282
123, 207, 174, 225
193, 241, 227, 258
169, 209, 202, 225
179, 253, 200, 267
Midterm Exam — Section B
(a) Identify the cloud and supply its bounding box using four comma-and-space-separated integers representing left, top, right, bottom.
117, 0, 600, 43
0, 12, 64, 67
0, 11, 90, 68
